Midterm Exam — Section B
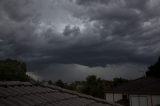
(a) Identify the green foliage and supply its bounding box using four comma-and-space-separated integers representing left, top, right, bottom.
81, 75, 105, 98
53, 75, 128, 99
146, 57, 160, 77
0, 59, 29, 81
48, 80, 53, 85
113, 77, 128, 86
55, 80, 65, 88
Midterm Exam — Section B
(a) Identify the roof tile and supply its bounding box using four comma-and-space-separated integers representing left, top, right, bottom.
0, 81, 121, 106
106, 77, 160, 95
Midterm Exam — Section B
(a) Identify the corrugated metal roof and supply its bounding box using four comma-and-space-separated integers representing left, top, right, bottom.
105, 77, 160, 95
0, 81, 120, 106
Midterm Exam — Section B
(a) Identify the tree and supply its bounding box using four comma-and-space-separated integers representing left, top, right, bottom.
55, 80, 65, 88
0, 59, 29, 81
48, 80, 53, 85
146, 57, 160, 77
82, 75, 105, 98
113, 77, 128, 86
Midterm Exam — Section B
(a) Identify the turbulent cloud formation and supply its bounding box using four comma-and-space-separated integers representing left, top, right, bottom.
0, 0, 160, 81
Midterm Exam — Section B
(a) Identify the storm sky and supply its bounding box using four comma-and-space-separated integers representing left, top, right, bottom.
0, 0, 160, 82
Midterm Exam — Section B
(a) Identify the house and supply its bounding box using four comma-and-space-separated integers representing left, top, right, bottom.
0, 81, 121, 106
105, 77, 160, 106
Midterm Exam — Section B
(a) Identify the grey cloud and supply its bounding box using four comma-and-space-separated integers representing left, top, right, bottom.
0, 0, 160, 81
63, 25, 80, 36
0, 0, 36, 22
125, 0, 149, 9
76, 0, 112, 6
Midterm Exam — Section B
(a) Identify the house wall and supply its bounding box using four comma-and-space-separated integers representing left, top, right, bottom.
152, 95, 160, 106
129, 95, 150, 106
106, 93, 114, 102
129, 95, 160, 106
105, 93, 123, 102
114, 93, 123, 102
106, 93, 160, 106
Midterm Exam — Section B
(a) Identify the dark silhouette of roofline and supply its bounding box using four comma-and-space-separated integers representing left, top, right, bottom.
0, 81, 121, 106
105, 77, 160, 95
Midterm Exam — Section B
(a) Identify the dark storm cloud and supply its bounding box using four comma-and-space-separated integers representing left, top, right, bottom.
63, 25, 80, 36
73, 0, 160, 59
0, 0, 160, 81
0, 0, 36, 22
76, 0, 111, 5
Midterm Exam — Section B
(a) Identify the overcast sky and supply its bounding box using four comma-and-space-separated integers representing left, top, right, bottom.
0, 0, 160, 82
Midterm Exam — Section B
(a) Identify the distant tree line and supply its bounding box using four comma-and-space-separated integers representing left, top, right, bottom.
48, 76, 128, 99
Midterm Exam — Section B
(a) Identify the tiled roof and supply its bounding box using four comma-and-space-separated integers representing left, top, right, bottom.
105, 77, 160, 95
0, 81, 120, 106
